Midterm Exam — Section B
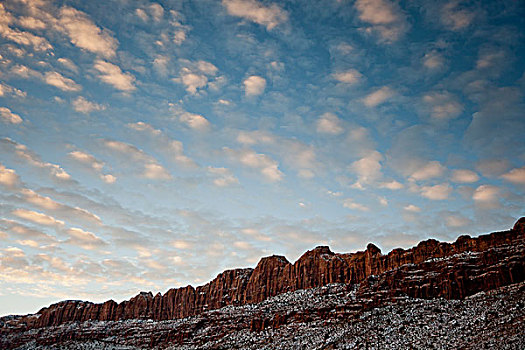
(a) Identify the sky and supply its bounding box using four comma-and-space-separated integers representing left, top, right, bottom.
0, 0, 524, 316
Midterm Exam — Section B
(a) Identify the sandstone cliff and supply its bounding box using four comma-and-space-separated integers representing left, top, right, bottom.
7, 217, 525, 330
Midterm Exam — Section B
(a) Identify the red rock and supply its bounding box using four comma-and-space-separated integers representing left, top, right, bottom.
10, 217, 525, 330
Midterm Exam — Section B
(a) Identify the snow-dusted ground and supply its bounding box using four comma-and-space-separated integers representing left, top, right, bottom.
4, 282, 524, 350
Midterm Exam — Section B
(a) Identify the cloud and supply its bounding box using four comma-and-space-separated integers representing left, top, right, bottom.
500, 167, 525, 185
363, 86, 394, 107
0, 4, 52, 51
316, 112, 344, 135
404, 204, 421, 212
1, 138, 71, 181
476, 159, 511, 178
423, 51, 444, 69
207, 167, 239, 187
57, 58, 79, 73
20, 189, 60, 210
410, 161, 445, 181
94, 60, 136, 91
379, 180, 404, 190
143, 163, 171, 180
423, 92, 463, 120
58, 6, 118, 58
420, 183, 452, 200
12, 209, 65, 227
244, 75, 266, 96
69, 150, 116, 183
136, 3, 165, 22
66, 227, 107, 250
343, 198, 369, 211
0, 83, 26, 99
104, 140, 171, 180
332, 69, 362, 84
451, 169, 479, 183
440, 0, 475, 31
445, 214, 472, 228
179, 112, 211, 131
222, 0, 288, 30
235, 130, 318, 178
127, 121, 197, 168
71, 97, 105, 114
472, 184, 499, 207
0, 107, 23, 124
225, 148, 284, 182
349, 150, 383, 186
175, 60, 218, 94
354, 0, 408, 42
0, 163, 20, 188
44, 72, 81, 92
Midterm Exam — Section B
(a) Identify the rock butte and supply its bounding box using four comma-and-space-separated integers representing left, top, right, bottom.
4, 218, 525, 331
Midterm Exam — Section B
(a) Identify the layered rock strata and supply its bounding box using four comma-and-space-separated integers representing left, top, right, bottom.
4, 218, 525, 331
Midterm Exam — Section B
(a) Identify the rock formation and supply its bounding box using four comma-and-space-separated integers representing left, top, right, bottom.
3, 217, 525, 333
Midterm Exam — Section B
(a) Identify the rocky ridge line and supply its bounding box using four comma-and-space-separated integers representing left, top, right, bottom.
3, 218, 525, 331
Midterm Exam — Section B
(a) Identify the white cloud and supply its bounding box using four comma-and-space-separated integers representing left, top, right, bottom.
343, 198, 369, 211
104, 140, 170, 180
222, 0, 288, 30
410, 161, 445, 181
225, 148, 284, 182
420, 183, 452, 200
363, 86, 394, 107
94, 60, 136, 91
0, 83, 26, 99
332, 69, 362, 84
1, 138, 71, 181
18, 16, 46, 30
69, 150, 115, 183
423, 51, 444, 69
58, 6, 118, 58
127, 121, 196, 168
349, 150, 383, 185
500, 167, 525, 185
57, 58, 79, 73
180, 69, 208, 94
423, 92, 463, 120
354, 0, 408, 42
316, 112, 344, 135
404, 204, 421, 212
143, 163, 171, 180
149, 3, 164, 22
441, 1, 475, 31
72, 96, 105, 114
67, 227, 106, 250
451, 169, 479, 183
445, 214, 472, 228
20, 189, 60, 210
244, 75, 266, 96
44, 72, 81, 92
0, 107, 23, 124
476, 50, 505, 70
472, 184, 499, 207
0, 163, 20, 187
0, 4, 52, 51
175, 60, 218, 94
12, 209, 65, 226
207, 167, 239, 187
379, 180, 404, 190
179, 112, 211, 131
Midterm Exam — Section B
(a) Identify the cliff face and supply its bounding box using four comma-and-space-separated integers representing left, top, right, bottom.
9, 218, 525, 330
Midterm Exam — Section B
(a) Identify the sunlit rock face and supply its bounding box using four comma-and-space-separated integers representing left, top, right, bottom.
1, 218, 524, 349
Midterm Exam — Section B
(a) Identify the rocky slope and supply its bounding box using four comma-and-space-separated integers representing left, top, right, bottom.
1, 218, 524, 349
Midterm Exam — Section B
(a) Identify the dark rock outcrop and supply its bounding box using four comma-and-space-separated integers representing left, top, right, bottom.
3, 217, 524, 332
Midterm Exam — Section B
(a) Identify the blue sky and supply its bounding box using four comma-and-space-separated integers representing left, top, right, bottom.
0, 0, 524, 316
